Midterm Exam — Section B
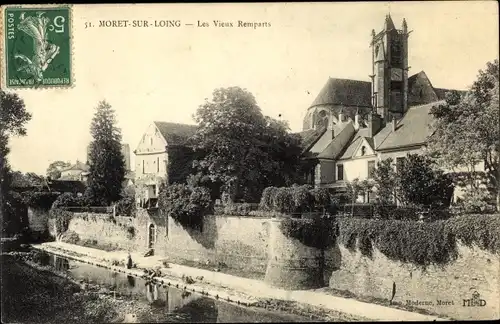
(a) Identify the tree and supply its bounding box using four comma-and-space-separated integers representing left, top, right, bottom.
85, 101, 125, 206
0, 90, 32, 236
429, 60, 499, 210
46, 160, 71, 179
372, 158, 398, 204
191, 87, 303, 203
158, 183, 212, 230
397, 154, 454, 208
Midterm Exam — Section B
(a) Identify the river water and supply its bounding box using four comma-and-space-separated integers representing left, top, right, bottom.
32, 251, 316, 323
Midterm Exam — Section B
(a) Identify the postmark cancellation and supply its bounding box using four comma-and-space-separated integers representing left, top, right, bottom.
1, 4, 73, 89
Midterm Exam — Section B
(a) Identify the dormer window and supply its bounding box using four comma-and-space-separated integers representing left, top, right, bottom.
150, 138, 153, 146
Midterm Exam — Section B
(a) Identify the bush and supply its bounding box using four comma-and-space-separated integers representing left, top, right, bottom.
260, 185, 331, 215
279, 216, 336, 249
60, 230, 80, 244
158, 183, 213, 230
115, 196, 135, 216
22, 192, 60, 211
49, 208, 73, 235
214, 202, 259, 216
459, 186, 495, 214
445, 214, 500, 253
126, 226, 135, 240
51, 193, 78, 209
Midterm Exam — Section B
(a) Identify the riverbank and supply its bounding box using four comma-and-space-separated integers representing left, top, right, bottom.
33, 241, 446, 321
1, 251, 157, 323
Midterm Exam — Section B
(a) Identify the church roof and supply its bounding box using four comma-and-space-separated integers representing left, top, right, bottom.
310, 78, 372, 108
375, 101, 443, 150
154, 121, 198, 146
384, 14, 396, 31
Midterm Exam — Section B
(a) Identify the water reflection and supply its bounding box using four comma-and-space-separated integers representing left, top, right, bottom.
32, 253, 313, 323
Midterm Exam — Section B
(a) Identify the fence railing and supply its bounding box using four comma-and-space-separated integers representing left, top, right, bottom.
339, 203, 452, 221
62, 206, 114, 215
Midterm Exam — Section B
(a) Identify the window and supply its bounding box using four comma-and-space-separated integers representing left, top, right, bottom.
157, 157, 159, 172
150, 138, 153, 146
367, 161, 376, 179
361, 146, 366, 156
337, 164, 344, 181
142, 160, 145, 174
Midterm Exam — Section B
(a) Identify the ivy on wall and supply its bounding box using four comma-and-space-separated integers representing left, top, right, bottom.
49, 208, 73, 235
336, 214, 500, 267
279, 216, 336, 250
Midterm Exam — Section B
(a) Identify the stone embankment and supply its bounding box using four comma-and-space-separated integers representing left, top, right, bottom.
33, 241, 446, 322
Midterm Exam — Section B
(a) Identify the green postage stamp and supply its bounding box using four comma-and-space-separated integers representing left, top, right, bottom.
3, 5, 72, 88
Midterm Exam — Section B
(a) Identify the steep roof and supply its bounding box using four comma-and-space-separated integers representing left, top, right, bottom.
153, 121, 198, 146
338, 128, 374, 160
310, 78, 372, 108
296, 127, 326, 152
317, 122, 356, 159
375, 101, 443, 151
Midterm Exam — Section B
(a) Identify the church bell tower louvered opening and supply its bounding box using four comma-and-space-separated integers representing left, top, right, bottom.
370, 15, 410, 122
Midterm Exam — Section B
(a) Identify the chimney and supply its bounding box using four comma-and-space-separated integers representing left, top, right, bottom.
328, 111, 335, 139
392, 116, 397, 132
368, 112, 383, 137
354, 109, 361, 130
338, 108, 344, 123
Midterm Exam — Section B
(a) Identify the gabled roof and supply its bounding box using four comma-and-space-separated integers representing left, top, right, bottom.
153, 121, 198, 146
310, 78, 372, 108
338, 128, 374, 160
296, 127, 326, 152
61, 160, 89, 172
375, 101, 443, 151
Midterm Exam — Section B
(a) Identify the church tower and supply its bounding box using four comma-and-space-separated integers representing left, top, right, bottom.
370, 15, 410, 122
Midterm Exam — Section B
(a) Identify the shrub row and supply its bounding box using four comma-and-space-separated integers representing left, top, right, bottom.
213, 202, 259, 216
336, 213, 500, 266
259, 185, 332, 215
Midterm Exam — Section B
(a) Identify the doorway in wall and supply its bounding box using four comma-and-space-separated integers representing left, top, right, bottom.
148, 223, 156, 249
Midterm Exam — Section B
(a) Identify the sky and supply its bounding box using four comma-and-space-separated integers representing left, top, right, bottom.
4, 1, 499, 175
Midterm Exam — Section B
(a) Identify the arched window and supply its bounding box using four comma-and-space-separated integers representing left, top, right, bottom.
315, 110, 328, 130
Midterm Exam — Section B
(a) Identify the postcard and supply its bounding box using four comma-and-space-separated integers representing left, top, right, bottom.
1, 2, 498, 323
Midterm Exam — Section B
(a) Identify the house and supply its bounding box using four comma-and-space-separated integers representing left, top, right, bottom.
299, 15, 472, 202
59, 160, 90, 182
134, 121, 197, 207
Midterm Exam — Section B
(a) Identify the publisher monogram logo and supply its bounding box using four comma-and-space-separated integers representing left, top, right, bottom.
463, 289, 487, 307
